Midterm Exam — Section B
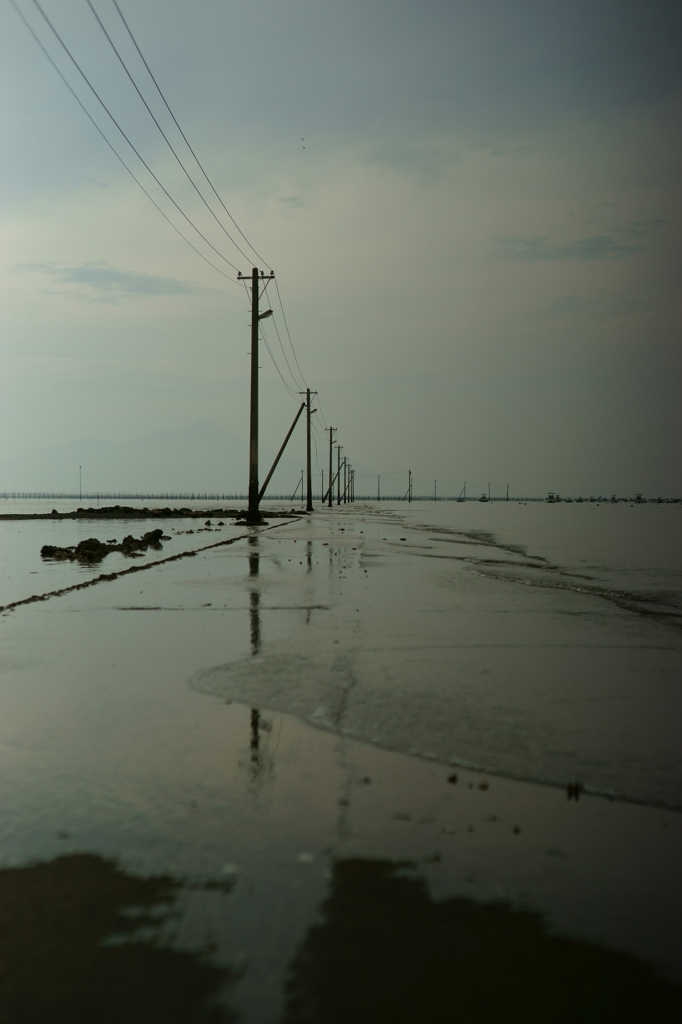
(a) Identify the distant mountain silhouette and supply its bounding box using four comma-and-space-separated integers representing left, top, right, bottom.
0, 421, 308, 495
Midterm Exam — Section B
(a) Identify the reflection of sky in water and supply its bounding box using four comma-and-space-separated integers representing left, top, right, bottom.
0, 499, 252, 608
0, 502, 681, 1017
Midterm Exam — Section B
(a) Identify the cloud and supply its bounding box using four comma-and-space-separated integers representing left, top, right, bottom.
11, 262, 214, 301
547, 294, 653, 317
497, 235, 645, 262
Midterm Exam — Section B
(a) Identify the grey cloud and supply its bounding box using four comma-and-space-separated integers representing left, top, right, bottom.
498, 235, 645, 262
12, 262, 213, 300
548, 294, 653, 318
280, 196, 304, 208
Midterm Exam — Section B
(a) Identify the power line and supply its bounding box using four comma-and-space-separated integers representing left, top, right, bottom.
111, 0, 272, 271
274, 276, 308, 389
270, 313, 305, 392
260, 323, 300, 400
30, 0, 242, 274
86, 0, 255, 267
15, 0, 324, 428
9, 0, 238, 283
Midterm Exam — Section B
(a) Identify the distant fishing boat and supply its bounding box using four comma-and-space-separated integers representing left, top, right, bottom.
478, 493, 488, 502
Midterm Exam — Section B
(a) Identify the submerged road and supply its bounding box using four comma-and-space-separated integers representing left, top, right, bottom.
0, 500, 680, 1020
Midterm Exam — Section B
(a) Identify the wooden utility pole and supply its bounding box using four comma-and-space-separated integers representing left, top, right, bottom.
247, 268, 260, 520
240, 267, 274, 522
408, 470, 412, 503
337, 446, 342, 505
377, 475, 380, 502
306, 388, 313, 512
327, 427, 335, 507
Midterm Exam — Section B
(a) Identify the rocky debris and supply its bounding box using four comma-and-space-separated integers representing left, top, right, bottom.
3, 505, 297, 522
41, 529, 169, 564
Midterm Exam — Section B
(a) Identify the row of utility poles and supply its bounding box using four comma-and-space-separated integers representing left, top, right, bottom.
240, 266, 354, 522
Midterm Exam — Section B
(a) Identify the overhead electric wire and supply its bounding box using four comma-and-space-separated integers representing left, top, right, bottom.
111, 0, 272, 272
273, 277, 308, 388
9, 0, 237, 283
270, 313, 304, 393
16, 0, 323, 424
29, 0, 242, 274
259, 324, 300, 400
86, 0, 255, 267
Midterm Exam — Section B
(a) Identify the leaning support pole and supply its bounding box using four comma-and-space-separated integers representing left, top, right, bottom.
321, 465, 341, 504
258, 402, 305, 502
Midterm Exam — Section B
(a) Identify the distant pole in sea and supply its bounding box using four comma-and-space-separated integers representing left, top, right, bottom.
337, 445, 342, 506
434, 479, 437, 502
506, 483, 509, 501
408, 470, 412, 503
377, 475, 380, 502
488, 482, 491, 502
79, 466, 81, 501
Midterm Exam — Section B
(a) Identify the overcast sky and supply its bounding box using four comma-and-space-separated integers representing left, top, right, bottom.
1, 0, 680, 497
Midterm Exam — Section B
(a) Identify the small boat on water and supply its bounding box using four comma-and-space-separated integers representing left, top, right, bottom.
478, 494, 488, 502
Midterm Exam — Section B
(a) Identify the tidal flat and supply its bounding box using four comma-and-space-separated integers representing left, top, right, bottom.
0, 500, 680, 1021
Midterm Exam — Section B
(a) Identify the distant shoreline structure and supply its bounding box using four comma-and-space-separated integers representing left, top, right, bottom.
0, 492, 680, 504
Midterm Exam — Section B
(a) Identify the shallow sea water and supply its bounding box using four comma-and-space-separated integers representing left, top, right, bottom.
0, 499, 680, 1021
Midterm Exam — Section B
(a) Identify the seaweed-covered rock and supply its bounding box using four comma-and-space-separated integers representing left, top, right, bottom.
41, 529, 168, 564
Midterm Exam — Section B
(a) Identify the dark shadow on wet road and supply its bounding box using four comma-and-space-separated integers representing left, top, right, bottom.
0, 854, 237, 1023
282, 858, 682, 1024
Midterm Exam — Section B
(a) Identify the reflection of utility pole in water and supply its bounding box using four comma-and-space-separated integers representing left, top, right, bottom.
250, 708, 260, 757
248, 535, 261, 656
306, 539, 313, 573
249, 591, 261, 655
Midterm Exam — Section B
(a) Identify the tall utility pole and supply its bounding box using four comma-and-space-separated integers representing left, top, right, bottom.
240, 267, 274, 522
305, 388, 313, 512
408, 470, 412, 503
327, 428, 335, 507
377, 475, 380, 502
343, 458, 347, 504
337, 446, 342, 505
247, 267, 260, 521
79, 466, 82, 502
506, 483, 509, 501
434, 480, 437, 502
